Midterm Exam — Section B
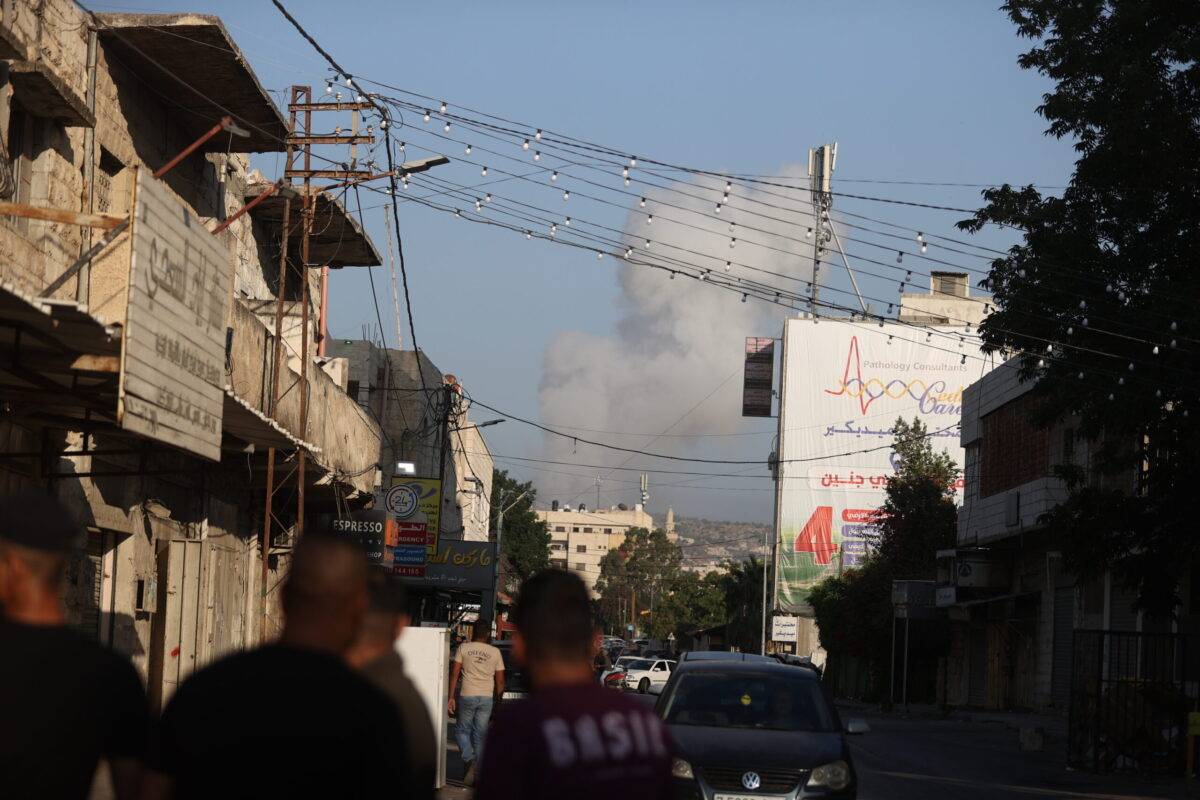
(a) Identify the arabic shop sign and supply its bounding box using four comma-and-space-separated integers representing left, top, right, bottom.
321, 509, 396, 567
119, 169, 232, 461
392, 541, 496, 591
384, 477, 442, 553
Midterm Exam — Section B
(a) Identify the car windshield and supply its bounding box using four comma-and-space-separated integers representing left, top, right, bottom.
624, 658, 655, 671
662, 671, 838, 732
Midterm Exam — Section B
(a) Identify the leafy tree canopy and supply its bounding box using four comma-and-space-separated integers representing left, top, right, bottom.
958, 2, 1200, 614
490, 470, 549, 589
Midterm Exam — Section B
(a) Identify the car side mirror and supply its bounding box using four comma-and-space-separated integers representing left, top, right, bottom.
845, 719, 870, 735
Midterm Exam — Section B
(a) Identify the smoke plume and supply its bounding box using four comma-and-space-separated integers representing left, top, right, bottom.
537, 169, 818, 522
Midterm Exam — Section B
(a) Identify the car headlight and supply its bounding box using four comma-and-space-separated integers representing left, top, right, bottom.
806, 760, 851, 791
670, 758, 695, 780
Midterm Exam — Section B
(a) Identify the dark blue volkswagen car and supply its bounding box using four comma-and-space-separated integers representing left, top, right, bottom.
656, 653, 866, 799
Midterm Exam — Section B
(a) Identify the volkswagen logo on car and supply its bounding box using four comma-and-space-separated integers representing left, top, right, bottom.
741, 771, 761, 790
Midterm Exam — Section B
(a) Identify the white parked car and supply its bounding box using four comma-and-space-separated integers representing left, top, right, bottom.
622, 658, 675, 693
601, 655, 643, 684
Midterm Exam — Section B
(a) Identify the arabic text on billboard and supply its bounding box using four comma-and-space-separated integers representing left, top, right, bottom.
774, 321, 984, 613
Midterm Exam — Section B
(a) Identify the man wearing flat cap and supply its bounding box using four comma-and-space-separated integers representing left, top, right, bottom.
0, 491, 150, 799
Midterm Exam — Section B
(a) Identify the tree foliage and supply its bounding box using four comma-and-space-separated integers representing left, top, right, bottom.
490, 470, 549, 588
720, 557, 772, 653
875, 418, 959, 579
595, 528, 682, 636
809, 419, 957, 676
957, 2, 1200, 614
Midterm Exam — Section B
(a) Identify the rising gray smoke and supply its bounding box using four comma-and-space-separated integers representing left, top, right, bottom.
537, 168, 819, 522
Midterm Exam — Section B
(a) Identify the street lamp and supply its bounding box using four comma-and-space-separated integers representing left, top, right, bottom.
450, 419, 505, 433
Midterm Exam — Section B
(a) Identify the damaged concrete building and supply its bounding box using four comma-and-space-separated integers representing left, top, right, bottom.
0, 3, 384, 708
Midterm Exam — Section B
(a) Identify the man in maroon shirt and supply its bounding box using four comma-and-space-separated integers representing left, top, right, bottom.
474, 569, 673, 800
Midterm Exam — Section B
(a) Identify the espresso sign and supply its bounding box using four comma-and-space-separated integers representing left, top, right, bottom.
326, 509, 390, 566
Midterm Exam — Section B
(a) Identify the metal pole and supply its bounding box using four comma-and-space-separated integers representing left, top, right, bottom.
490, 489, 505, 619
296, 87, 313, 540
903, 615, 911, 711
761, 524, 770, 655
890, 612, 897, 708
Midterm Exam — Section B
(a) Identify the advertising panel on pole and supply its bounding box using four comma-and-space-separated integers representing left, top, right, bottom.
384, 477, 442, 553
742, 337, 775, 417
771, 615, 799, 642
119, 169, 232, 461
774, 319, 984, 614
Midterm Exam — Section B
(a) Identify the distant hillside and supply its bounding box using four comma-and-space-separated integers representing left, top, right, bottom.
673, 516, 770, 567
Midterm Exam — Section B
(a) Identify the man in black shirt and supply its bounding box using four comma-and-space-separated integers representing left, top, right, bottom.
0, 491, 150, 799
346, 571, 437, 791
145, 532, 425, 800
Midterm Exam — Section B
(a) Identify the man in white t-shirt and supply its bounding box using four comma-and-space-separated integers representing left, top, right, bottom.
448, 623, 504, 784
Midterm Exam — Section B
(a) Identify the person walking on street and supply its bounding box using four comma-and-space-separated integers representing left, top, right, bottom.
593, 643, 612, 683
448, 621, 504, 785
0, 492, 151, 800
474, 569, 674, 800
145, 532, 428, 800
346, 570, 437, 791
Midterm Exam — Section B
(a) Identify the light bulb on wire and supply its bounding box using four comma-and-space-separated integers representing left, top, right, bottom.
443, 121, 451, 133
533, 151, 540, 161
563, 190, 570, 201
481, 166, 488, 177
551, 171, 558, 181
423, 110, 430, 123
465, 144, 472, 155
646, 215, 653, 225
522, 139, 530, 150
639, 197, 646, 208
535, 129, 542, 141
485, 193, 492, 203
439, 101, 447, 113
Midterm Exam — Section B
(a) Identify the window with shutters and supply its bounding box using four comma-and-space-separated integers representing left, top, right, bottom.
95, 148, 128, 216
576, 544, 586, 553
574, 562, 586, 571
6, 102, 37, 235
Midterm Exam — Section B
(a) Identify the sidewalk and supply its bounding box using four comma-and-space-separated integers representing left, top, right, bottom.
837, 698, 1068, 737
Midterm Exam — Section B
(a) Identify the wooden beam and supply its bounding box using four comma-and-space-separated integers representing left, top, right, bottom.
288, 102, 372, 112
286, 134, 375, 146
0, 200, 125, 230
284, 169, 374, 180
70, 354, 121, 373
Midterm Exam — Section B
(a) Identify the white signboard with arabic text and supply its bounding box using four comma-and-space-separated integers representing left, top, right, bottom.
118, 169, 231, 461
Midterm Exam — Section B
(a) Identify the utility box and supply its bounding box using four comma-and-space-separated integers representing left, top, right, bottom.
395, 625, 450, 790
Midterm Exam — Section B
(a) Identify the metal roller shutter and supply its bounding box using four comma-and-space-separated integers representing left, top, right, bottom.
1051, 586, 1074, 709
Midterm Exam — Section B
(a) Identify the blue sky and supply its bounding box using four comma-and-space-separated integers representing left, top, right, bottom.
94, 1, 1075, 523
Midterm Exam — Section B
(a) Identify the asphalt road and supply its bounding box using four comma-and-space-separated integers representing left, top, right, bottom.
442, 694, 1187, 799
844, 713, 1183, 800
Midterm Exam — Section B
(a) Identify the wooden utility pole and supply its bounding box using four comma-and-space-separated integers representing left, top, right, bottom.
259, 85, 373, 638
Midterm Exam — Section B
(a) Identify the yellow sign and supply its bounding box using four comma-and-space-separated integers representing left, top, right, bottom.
386, 476, 442, 553
1188, 711, 1200, 736
740, 693, 752, 707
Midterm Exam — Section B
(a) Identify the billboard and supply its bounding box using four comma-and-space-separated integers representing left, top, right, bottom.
120, 169, 232, 461
774, 319, 981, 613
384, 477, 442, 553
742, 337, 775, 417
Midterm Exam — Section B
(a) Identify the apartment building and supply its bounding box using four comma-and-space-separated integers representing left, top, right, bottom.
937, 360, 1187, 712
538, 503, 661, 593
898, 270, 989, 327
326, 339, 495, 543
0, 6, 382, 709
